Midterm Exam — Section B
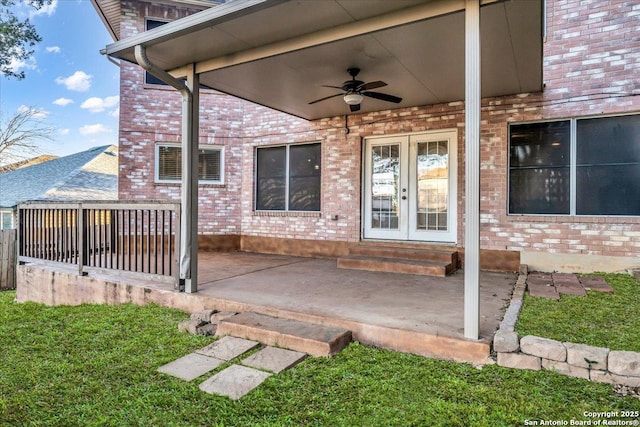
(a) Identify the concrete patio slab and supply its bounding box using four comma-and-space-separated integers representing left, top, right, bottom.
195, 336, 260, 361
157, 353, 225, 381
199, 364, 272, 400
242, 346, 307, 373
16, 252, 517, 363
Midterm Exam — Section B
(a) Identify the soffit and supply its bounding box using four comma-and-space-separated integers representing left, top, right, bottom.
104, 0, 543, 120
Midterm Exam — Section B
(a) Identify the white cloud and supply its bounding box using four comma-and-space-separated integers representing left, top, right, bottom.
79, 124, 110, 136
28, 0, 58, 17
8, 56, 36, 74
55, 71, 92, 92
52, 97, 73, 107
17, 105, 49, 119
46, 46, 61, 53
80, 96, 120, 113
109, 107, 120, 118
59, 128, 70, 136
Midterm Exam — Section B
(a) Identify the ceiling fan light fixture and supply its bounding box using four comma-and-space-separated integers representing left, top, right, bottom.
343, 93, 363, 105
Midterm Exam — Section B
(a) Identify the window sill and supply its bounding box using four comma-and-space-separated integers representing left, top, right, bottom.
253, 211, 321, 218
506, 214, 640, 224
154, 182, 225, 188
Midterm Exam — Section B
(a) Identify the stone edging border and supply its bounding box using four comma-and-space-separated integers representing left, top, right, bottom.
493, 266, 640, 388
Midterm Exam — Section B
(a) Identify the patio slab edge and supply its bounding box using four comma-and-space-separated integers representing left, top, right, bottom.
16, 263, 490, 364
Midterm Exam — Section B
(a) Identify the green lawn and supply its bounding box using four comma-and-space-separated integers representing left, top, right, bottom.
516, 273, 640, 351
1, 291, 638, 427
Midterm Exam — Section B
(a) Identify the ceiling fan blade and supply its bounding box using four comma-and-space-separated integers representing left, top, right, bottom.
350, 103, 361, 112
321, 85, 346, 91
308, 93, 344, 105
362, 91, 402, 104
358, 81, 387, 91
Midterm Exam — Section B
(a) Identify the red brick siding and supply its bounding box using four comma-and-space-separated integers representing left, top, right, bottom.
118, 0, 640, 258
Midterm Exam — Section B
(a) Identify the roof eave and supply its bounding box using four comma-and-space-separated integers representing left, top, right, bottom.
104, 0, 287, 57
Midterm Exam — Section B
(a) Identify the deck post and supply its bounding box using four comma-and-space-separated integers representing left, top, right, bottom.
464, 0, 480, 340
181, 66, 199, 293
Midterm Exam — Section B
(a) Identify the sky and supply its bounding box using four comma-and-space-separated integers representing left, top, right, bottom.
0, 0, 120, 159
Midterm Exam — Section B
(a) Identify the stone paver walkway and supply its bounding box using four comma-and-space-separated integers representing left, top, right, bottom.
242, 346, 307, 374
157, 336, 308, 400
199, 365, 272, 400
157, 353, 225, 381
196, 336, 259, 360
527, 273, 613, 300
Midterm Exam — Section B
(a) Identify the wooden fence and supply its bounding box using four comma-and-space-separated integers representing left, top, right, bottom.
18, 201, 181, 286
0, 229, 17, 291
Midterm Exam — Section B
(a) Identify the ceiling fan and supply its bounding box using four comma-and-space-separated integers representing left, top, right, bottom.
308, 68, 402, 112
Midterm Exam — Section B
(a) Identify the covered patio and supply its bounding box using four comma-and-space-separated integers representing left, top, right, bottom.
96, 0, 542, 341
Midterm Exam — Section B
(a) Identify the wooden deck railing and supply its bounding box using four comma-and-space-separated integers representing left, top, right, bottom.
18, 201, 181, 285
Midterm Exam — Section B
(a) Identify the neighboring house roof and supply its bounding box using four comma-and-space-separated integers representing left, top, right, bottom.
0, 154, 59, 174
0, 145, 118, 208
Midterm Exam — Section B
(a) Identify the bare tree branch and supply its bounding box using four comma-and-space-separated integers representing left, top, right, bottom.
0, 107, 55, 170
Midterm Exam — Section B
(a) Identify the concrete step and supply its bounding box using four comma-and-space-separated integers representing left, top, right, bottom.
216, 312, 352, 357
337, 254, 451, 277
349, 244, 458, 265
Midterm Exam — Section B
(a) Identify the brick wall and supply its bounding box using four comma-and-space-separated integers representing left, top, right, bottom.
118, 1, 244, 235
118, 0, 640, 261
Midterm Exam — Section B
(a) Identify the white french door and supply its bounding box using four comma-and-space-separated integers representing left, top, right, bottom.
363, 130, 457, 243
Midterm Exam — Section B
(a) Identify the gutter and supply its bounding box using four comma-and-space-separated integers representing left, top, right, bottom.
133, 45, 198, 292
134, 45, 188, 94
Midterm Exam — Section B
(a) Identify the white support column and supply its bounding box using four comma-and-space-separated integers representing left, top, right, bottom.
181, 66, 199, 293
464, 0, 481, 340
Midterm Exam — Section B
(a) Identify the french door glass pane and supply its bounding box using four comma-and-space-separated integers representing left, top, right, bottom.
416, 141, 448, 231
371, 144, 399, 230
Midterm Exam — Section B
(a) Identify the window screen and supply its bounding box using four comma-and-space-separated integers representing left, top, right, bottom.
508, 115, 640, 216
509, 121, 570, 214
576, 115, 640, 215
255, 143, 321, 212
157, 144, 222, 183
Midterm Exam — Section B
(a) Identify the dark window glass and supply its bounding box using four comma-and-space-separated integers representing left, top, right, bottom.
509, 121, 571, 214
157, 145, 222, 182
289, 144, 321, 211
576, 115, 640, 215
145, 20, 169, 85
255, 143, 321, 211
256, 146, 286, 210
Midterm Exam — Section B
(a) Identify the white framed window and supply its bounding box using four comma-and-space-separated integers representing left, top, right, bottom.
509, 114, 640, 216
155, 143, 224, 184
255, 142, 321, 212
0, 211, 13, 230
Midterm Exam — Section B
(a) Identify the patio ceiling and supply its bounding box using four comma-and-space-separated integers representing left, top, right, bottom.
103, 0, 543, 120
